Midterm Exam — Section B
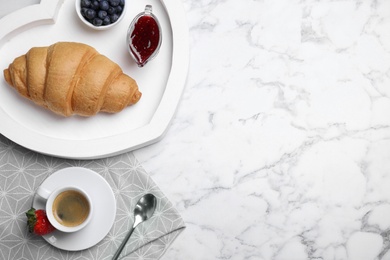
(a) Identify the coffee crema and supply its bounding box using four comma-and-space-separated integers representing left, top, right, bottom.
52, 190, 90, 227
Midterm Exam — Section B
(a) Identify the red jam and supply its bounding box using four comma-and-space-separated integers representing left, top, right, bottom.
129, 15, 160, 67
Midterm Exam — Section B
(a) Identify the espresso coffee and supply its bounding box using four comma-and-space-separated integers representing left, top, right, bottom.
52, 190, 90, 227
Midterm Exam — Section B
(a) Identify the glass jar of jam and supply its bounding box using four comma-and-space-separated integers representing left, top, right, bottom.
127, 5, 162, 67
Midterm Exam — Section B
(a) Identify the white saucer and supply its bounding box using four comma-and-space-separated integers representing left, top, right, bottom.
32, 167, 116, 251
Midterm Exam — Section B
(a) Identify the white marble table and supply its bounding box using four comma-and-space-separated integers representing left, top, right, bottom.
133, 0, 390, 259
1, 0, 389, 259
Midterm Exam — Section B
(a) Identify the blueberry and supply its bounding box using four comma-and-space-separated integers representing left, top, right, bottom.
80, 7, 89, 17
100, 0, 109, 10
91, 0, 99, 10
119, 0, 125, 6
93, 18, 103, 26
80, 0, 91, 8
109, 0, 120, 7
107, 6, 115, 15
85, 9, 96, 19
98, 10, 107, 19
110, 14, 119, 23
103, 16, 111, 25
115, 6, 122, 14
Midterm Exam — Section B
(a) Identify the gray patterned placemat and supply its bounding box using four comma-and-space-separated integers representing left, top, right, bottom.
0, 134, 185, 260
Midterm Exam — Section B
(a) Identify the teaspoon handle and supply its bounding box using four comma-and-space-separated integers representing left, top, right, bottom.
112, 226, 136, 260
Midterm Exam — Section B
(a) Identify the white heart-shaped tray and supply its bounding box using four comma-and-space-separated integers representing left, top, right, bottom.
0, 0, 189, 159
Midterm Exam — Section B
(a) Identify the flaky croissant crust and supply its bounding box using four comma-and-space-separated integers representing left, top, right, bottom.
3, 42, 141, 117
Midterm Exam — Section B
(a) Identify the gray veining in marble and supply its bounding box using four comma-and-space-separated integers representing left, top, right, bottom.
134, 0, 390, 259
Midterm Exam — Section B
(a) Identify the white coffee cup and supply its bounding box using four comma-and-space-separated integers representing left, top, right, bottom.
36, 185, 93, 233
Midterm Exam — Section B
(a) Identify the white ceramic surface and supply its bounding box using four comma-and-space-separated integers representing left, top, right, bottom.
0, 0, 189, 159
32, 167, 116, 251
0, 0, 64, 46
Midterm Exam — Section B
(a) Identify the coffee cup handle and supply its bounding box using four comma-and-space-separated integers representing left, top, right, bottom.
36, 186, 51, 200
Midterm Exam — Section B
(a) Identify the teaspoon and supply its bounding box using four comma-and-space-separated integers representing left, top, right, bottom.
112, 193, 157, 260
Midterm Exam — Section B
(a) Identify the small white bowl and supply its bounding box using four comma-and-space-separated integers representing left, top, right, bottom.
75, 0, 126, 30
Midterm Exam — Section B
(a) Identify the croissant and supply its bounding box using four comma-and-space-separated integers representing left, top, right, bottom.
3, 42, 141, 117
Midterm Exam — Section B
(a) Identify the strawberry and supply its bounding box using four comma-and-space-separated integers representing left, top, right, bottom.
26, 208, 56, 235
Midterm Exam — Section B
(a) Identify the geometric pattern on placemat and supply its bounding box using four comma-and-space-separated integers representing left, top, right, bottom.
0, 134, 185, 260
